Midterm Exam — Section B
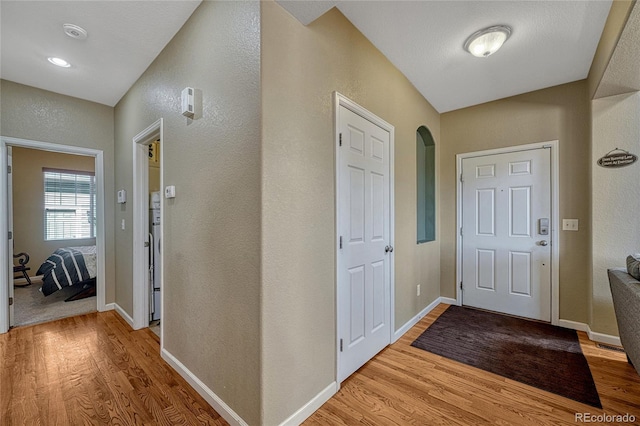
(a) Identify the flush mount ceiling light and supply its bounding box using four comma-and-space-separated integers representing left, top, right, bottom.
464, 25, 512, 58
63, 23, 88, 40
47, 57, 71, 68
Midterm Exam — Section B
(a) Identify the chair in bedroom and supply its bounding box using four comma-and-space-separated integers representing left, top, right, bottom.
13, 252, 32, 286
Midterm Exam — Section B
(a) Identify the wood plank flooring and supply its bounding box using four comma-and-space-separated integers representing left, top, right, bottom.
306, 304, 640, 425
3, 304, 640, 425
0, 310, 227, 425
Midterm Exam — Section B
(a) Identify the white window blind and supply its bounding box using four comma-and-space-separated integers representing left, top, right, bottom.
43, 168, 96, 241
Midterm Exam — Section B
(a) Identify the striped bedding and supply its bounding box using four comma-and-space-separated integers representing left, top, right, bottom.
36, 246, 97, 296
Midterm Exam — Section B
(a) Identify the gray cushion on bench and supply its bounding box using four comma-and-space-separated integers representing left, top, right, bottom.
608, 268, 640, 376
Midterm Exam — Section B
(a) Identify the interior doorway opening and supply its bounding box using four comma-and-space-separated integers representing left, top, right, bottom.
1, 136, 107, 334
12, 146, 98, 327
132, 119, 163, 338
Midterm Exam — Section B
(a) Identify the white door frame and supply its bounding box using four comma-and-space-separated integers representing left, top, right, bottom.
0, 136, 107, 334
334, 92, 395, 385
7, 147, 13, 326
455, 140, 560, 325
132, 119, 163, 331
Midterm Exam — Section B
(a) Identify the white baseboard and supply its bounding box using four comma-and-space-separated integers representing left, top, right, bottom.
439, 297, 458, 305
558, 319, 621, 346
392, 296, 456, 343
588, 329, 622, 347
557, 319, 588, 332
102, 302, 115, 312
279, 382, 337, 426
113, 303, 135, 329
161, 348, 248, 426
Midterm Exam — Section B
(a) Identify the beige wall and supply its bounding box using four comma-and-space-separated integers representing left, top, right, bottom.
12, 147, 95, 270
441, 80, 592, 324
261, 4, 440, 424
591, 91, 640, 335
149, 165, 160, 193
113, 1, 262, 423
149, 146, 160, 193
1, 80, 115, 304
587, 0, 636, 97
149, 140, 161, 193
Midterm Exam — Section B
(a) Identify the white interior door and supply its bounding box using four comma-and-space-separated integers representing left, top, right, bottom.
8, 147, 14, 327
461, 148, 551, 321
338, 104, 391, 382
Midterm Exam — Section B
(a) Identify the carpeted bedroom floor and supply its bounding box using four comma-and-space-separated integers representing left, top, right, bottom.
13, 277, 96, 327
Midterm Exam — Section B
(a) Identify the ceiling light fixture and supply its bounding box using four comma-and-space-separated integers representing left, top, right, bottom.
63, 23, 88, 40
47, 57, 71, 68
464, 25, 512, 58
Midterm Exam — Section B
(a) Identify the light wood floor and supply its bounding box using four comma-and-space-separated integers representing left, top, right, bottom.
306, 303, 640, 425
3, 305, 640, 425
0, 310, 227, 425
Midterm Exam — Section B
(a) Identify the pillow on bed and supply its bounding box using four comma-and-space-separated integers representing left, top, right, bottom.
628, 254, 640, 280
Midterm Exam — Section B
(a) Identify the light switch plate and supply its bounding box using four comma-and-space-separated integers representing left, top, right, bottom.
562, 219, 579, 231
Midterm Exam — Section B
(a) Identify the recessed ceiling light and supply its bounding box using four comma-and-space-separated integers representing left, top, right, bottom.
63, 23, 88, 40
47, 57, 71, 68
464, 25, 512, 58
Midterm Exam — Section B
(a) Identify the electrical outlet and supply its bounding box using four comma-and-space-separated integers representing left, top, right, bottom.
562, 219, 579, 231
417, 284, 421, 296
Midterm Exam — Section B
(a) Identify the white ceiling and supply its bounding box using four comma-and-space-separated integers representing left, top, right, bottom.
0, 1, 615, 112
0, 1, 201, 107
277, 1, 613, 113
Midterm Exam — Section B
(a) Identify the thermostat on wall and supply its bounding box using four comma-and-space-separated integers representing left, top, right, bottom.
117, 189, 126, 204
165, 185, 176, 199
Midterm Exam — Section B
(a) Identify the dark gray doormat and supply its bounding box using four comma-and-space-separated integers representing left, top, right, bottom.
411, 305, 602, 408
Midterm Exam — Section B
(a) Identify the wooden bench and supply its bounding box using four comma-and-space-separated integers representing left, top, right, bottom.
13, 252, 32, 286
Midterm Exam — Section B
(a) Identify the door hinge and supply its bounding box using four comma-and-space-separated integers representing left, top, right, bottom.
9, 297, 13, 306
8, 231, 12, 240
460, 282, 463, 290
339, 133, 342, 147
340, 338, 343, 352
459, 228, 463, 236
7, 165, 11, 174
339, 236, 343, 249
459, 174, 463, 183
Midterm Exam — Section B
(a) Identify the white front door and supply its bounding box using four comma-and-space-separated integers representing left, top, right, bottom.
461, 148, 551, 321
337, 104, 392, 382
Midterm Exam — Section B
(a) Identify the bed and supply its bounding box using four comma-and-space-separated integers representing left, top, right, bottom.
36, 246, 97, 299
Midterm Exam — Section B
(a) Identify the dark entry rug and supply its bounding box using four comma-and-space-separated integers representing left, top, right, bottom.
411, 305, 602, 408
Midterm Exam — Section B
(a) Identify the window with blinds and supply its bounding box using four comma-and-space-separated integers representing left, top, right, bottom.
43, 168, 96, 241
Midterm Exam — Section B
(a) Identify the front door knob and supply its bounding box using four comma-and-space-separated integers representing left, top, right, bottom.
538, 240, 548, 246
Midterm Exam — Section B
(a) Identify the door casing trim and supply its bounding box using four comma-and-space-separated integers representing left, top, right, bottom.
455, 141, 560, 325
334, 92, 395, 386
0, 136, 107, 333
132, 119, 163, 334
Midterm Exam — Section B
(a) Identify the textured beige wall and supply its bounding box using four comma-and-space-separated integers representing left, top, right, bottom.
592, 91, 640, 335
113, 2, 262, 423
261, 4, 440, 424
1, 80, 115, 304
588, 0, 636, 98
441, 80, 591, 324
12, 147, 95, 270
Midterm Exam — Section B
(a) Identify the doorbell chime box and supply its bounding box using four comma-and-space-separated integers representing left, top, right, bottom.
181, 87, 195, 118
